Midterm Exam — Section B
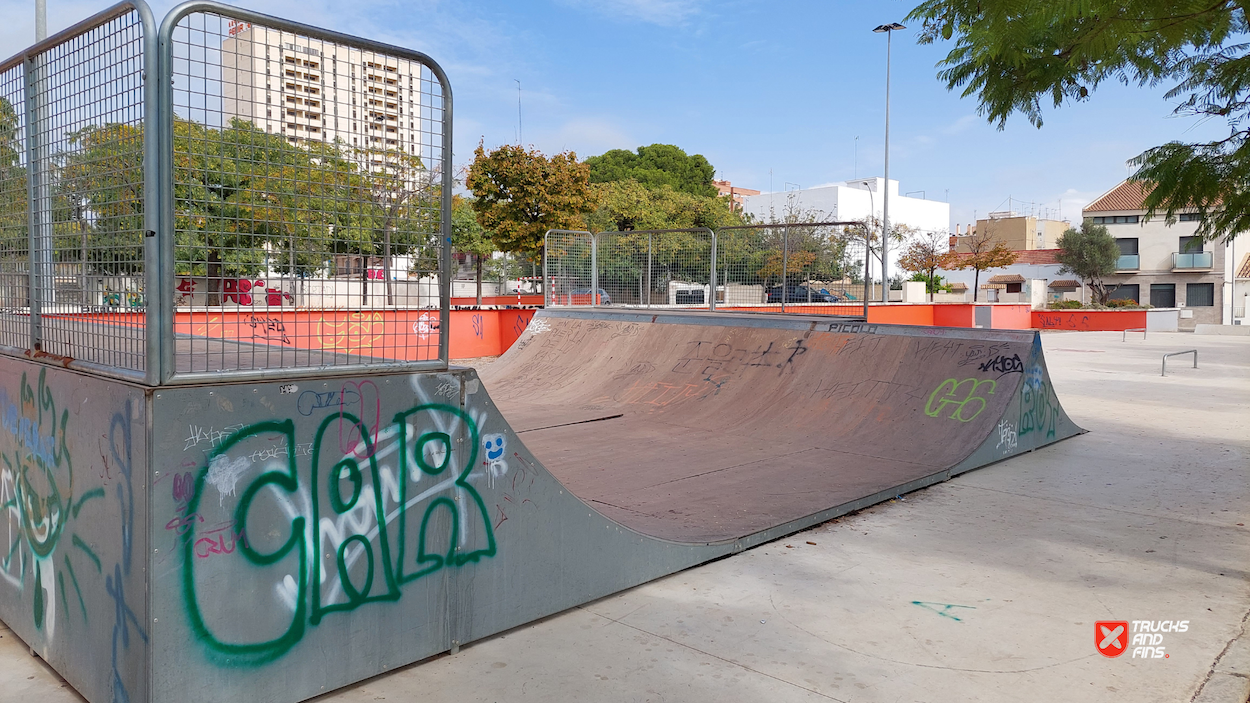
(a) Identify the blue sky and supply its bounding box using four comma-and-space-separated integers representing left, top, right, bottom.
1, 0, 1230, 231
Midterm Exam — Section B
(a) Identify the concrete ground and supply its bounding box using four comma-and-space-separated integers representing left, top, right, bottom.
2, 331, 1247, 702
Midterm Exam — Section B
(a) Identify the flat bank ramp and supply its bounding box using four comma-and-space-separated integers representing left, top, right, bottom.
481, 309, 1082, 544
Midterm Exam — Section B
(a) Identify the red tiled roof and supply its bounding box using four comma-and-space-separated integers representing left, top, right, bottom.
1048, 279, 1081, 289
947, 282, 968, 290
1239, 253, 1250, 279
1084, 180, 1152, 213
987, 274, 1025, 284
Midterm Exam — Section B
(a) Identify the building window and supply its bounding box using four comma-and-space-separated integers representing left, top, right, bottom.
1186, 282, 1214, 306
1092, 215, 1140, 225
1179, 236, 1204, 253
1116, 238, 1139, 255
1006, 282, 1022, 293
1179, 212, 1202, 222
1150, 284, 1175, 308
1107, 284, 1140, 303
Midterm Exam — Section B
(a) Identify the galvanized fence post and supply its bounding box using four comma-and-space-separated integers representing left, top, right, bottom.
708, 230, 716, 311
646, 233, 652, 307
21, 56, 46, 351
780, 225, 788, 314
591, 232, 598, 307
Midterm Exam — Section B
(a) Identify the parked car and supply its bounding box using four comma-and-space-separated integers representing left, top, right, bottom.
568, 288, 611, 305
766, 285, 840, 303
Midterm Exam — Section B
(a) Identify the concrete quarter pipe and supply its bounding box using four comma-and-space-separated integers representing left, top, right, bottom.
0, 310, 1081, 703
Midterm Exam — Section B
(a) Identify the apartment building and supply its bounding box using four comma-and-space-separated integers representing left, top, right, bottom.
951, 212, 1071, 253
1084, 180, 1226, 328
221, 22, 433, 172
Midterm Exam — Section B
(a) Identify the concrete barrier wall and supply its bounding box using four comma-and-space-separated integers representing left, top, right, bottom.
146, 370, 725, 703
0, 359, 149, 703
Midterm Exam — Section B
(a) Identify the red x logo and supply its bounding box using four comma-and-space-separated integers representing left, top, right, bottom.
1096, 621, 1129, 657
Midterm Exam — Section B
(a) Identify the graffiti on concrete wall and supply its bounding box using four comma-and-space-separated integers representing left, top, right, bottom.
0, 367, 145, 701
176, 380, 507, 667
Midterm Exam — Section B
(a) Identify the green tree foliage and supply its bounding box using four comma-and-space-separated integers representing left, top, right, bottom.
908, 0, 1250, 241
451, 194, 496, 304
945, 226, 1018, 301
56, 117, 438, 305
0, 98, 28, 264
466, 142, 596, 255
585, 144, 716, 198
1056, 221, 1121, 304
898, 229, 958, 301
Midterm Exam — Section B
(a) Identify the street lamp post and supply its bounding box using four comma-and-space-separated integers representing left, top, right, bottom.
36, 0, 47, 41
874, 21, 905, 303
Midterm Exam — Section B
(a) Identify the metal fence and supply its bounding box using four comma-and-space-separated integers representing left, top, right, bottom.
547, 222, 872, 314
0, 2, 158, 382
159, 3, 451, 381
0, 0, 453, 384
596, 228, 713, 307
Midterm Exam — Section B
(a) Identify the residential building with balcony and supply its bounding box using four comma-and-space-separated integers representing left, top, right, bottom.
221, 24, 432, 174
1083, 180, 1225, 329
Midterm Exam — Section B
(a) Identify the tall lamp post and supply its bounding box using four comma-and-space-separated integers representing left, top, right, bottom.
874, 21, 904, 303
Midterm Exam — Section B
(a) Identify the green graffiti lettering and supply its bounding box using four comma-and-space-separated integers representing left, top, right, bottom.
180, 403, 495, 666
183, 420, 307, 666
310, 412, 398, 625
925, 378, 996, 423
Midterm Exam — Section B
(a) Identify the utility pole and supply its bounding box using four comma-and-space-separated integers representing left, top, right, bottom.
874, 21, 905, 303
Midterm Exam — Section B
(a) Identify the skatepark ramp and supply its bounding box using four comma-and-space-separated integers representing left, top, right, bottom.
0, 2, 1081, 701
1, 309, 1080, 703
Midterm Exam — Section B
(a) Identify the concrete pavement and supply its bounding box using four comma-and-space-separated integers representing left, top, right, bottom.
2, 330, 1247, 702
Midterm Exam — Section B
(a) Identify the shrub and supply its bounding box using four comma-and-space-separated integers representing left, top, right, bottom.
1047, 299, 1083, 309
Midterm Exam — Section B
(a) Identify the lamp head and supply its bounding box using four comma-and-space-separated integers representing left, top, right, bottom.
873, 23, 906, 32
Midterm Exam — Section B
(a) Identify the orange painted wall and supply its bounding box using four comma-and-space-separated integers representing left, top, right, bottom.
933, 305, 974, 328
450, 295, 543, 306
990, 305, 1033, 330
865, 305, 934, 326
1032, 310, 1147, 331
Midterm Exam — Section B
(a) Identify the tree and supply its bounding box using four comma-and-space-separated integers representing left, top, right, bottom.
1055, 221, 1121, 305
908, 0, 1249, 242
451, 195, 496, 306
585, 144, 717, 198
465, 143, 596, 255
945, 228, 1018, 301
898, 229, 958, 301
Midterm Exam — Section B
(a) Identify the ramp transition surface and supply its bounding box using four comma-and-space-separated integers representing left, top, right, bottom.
481, 309, 1083, 543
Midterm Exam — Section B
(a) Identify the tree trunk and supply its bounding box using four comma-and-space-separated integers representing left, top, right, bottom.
929, 267, 935, 303
207, 249, 222, 306
361, 257, 369, 309
476, 255, 483, 307
973, 268, 981, 302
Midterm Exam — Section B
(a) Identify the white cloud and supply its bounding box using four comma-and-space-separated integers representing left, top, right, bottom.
544, 117, 634, 156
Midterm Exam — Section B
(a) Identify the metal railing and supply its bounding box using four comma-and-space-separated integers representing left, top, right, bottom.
1161, 349, 1197, 376
546, 221, 872, 317
1122, 327, 1146, 342
0, 0, 454, 385
1116, 254, 1139, 271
